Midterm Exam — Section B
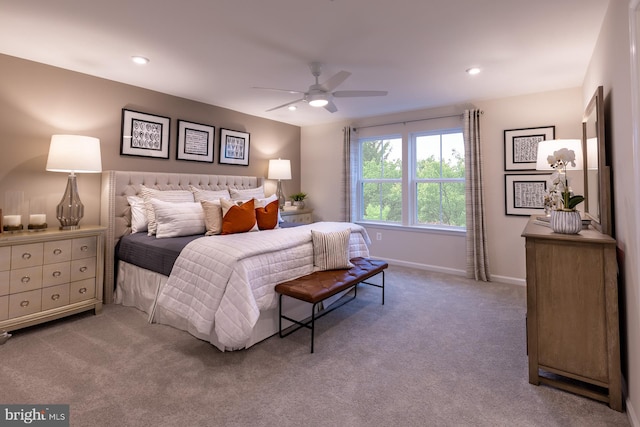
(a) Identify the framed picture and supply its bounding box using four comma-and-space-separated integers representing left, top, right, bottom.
504, 126, 555, 170
505, 173, 550, 216
177, 120, 215, 163
219, 128, 250, 166
121, 109, 170, 159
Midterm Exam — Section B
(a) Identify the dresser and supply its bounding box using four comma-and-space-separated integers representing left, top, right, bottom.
0, 225, 105, 332
281, 208, 313, 224
522, 218, 621, 411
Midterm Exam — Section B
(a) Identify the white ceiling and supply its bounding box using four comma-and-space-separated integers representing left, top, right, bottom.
0, 0, 609, 127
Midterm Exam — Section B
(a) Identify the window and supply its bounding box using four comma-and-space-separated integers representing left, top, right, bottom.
355, 128, 465, 230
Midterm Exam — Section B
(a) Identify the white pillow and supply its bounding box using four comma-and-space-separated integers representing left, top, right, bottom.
230, 186, 265, 200
311, 228, 354, 271
151, 199, 205, 239
201, 199, 224, 235
126, 196, 148, 233
190, 186, 231, 202
140, 185, 194, 235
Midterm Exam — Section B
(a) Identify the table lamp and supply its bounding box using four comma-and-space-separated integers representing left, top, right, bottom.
268, 158, 291, 209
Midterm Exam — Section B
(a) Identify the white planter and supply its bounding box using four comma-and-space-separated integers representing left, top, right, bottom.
550, 210, 582, 234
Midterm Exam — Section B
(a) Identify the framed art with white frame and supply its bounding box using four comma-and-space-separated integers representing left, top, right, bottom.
504, 173, 550, 216
177, 120, 215, 163
504, 126, 555, 170
121, 108, 170, 159
219, 128, 250, 166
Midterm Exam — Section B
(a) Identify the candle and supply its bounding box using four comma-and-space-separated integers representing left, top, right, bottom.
3, 215, 21, 226
29, 214, 46, 225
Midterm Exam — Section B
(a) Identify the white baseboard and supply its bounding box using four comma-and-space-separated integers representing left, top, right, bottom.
379, 257, 526, 286
628, 397, 639, 427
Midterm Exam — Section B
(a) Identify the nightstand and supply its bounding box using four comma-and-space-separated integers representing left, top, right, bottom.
0, 225, 105, 332
281, 208, 313, 224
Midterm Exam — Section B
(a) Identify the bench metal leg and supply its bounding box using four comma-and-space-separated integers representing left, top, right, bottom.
361, 270, 385, 305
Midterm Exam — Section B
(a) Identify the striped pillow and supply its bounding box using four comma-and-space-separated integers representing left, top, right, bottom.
311, 228, 354, 271
140, 185, 195, 236
151, 200, 205, 238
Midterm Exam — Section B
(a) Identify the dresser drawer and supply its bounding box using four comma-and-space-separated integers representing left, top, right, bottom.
70, 278, 95, 304
0, 295, 8, 320
9, 289, 42, 318
71, 258, 96, 282
72, 236, 97, 259
11, 243, 43, 269
43, 239, 72, 264
42, 261, 71, 287
9, 266, 43, 293
42, 283, 70, 311
0, 246, 10, 271
0, 271, 9, 296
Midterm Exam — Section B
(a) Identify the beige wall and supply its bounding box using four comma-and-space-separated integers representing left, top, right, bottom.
584, 0, 639, 423
301, 89, 582, 282
0, 54, 301, 228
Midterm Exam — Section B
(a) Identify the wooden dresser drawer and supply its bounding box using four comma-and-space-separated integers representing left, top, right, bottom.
42, 283, 70, 311
11, 243, 43, 269
70, 278, 95, 303
0, 295, 8, 320
9, 266, 43, 293
71, 258, 96, 282
42, 261, 71, 287
9, 289, 42, 318
0, 271, 9, 296
43, 239, 72, 264
72, 236, 97, 259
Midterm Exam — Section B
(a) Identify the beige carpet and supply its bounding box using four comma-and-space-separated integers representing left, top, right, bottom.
0, 266, 630, 426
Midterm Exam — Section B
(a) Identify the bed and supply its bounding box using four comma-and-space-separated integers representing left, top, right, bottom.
100, 170, 371, 351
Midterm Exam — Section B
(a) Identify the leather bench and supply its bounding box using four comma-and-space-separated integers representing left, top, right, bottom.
275, 257, 388, 353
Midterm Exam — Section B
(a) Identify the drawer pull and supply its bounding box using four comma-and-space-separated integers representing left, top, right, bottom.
20, 300, 29, 308
79, 287, 87, 294
51, 294, 60, 301
21, 276, 30, 284
21, 252, 31, 260
52, 271, 62, 278
79, 266, 88, 273
80, 245, 89, 252
53, 248, 62, 255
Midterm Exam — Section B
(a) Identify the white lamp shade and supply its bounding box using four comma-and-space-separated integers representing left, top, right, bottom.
535, 139, 583, 171
46, 135, 102, 173
268, 159, 292, 180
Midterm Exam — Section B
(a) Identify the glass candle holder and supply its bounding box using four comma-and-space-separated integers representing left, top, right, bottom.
3, 191, 24, 232
28, 196, 47, 231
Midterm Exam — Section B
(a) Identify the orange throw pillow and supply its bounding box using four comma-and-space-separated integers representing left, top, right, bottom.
256, 199, 279, 230
221, 198, 257, 234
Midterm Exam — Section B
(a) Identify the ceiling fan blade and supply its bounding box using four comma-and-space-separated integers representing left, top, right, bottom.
266, 98, 304, 112
324, 100, 338, 113
320, 71, 351, 92
333, 90, 388, 98
252, 86, 304, 94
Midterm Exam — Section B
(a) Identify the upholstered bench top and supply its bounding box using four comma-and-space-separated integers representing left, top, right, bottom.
275, 257, 389, 304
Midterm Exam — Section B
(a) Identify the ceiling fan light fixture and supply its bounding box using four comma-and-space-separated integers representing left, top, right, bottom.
308, 93, 329, 107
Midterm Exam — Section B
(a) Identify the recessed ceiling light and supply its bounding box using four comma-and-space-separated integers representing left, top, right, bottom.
288, 105, 297, 111
466, 67, 481, 75
131, 56, 150, 65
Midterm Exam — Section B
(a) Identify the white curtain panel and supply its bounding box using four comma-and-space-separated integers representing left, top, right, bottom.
342, 126, 357, 222
464, 110, 491, 281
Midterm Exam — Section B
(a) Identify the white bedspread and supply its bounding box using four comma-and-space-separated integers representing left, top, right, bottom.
152, 222, 370, 349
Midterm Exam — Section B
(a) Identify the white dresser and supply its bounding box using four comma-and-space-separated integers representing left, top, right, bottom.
281, 208, 313, 224
0, 225, 105, 331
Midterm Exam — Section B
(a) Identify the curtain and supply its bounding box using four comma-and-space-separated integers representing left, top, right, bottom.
342, 126, 357, 222
464, 110, 491, 281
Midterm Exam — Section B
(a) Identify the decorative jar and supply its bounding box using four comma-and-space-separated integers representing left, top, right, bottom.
550, 209, 582, 234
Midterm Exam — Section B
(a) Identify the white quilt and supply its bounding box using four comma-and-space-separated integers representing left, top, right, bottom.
152, 222, 370, 349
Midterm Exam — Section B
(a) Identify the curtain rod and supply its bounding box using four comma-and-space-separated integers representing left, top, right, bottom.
352, 111, 483, 131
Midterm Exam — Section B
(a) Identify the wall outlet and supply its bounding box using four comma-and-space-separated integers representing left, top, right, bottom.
376, 232, 382, 241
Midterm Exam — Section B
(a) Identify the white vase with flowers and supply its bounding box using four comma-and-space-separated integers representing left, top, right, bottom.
544, 147, 585, 234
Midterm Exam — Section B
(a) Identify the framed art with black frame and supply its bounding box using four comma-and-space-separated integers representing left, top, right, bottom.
121, 109, 170, 159
505, 173, 550, 216
177, 120, 215, 163
219, 128, 250, 166
504, 125, 555, 170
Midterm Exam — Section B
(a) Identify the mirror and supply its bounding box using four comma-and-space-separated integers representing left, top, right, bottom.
582, 85, 612, 235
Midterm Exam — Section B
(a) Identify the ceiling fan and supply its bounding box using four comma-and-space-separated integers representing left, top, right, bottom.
254, 62, 388, 113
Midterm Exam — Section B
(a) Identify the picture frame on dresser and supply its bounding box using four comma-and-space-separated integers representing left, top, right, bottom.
504, 173, 550, 216
219, 128, 250, 166
121, 108, 170, 159
504, 126, 555, 170
176, 120, 215, 163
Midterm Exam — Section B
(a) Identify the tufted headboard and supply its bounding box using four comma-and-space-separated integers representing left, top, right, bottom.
100, 170, 262, 303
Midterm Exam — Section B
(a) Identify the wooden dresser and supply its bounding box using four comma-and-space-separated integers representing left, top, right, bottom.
0, 225, 105, 332
522, 217, 621, 411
